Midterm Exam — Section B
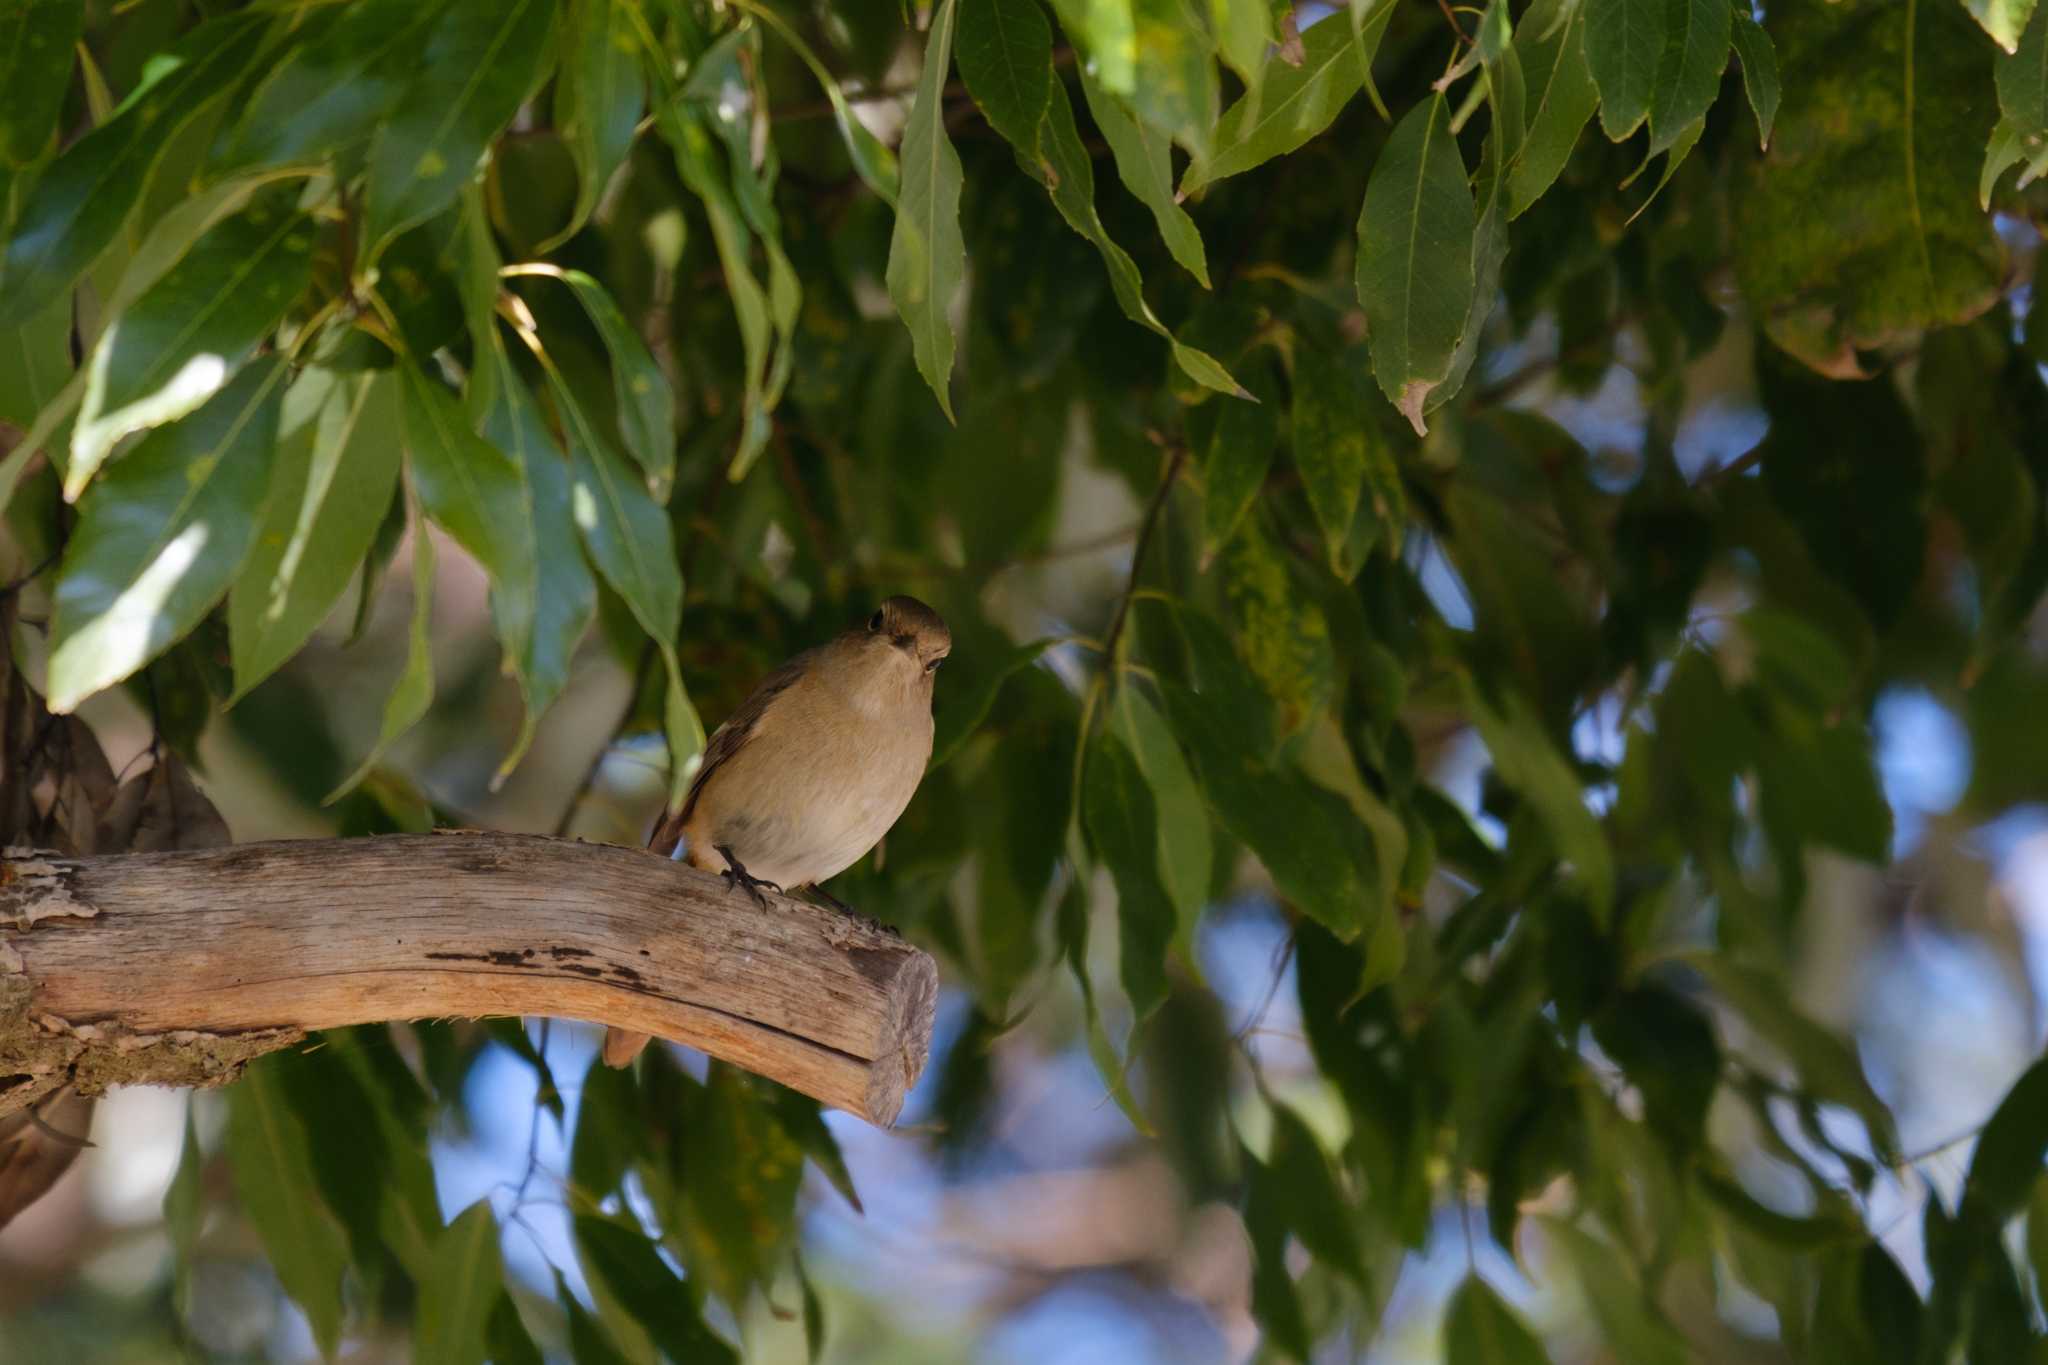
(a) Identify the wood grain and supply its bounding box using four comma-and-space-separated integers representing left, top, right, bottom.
0, 834, 938, 1127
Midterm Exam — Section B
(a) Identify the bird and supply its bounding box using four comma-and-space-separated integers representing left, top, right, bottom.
602, 595, 951, 1068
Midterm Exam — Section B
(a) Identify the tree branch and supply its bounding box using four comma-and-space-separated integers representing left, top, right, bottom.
0, 834, 937, 1128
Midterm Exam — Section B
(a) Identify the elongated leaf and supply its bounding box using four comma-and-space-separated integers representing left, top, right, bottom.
1730, 8, 1780, 150
1081, 72, 1210, 287
328, 511, 436, 801
1182, 14, 1364, 193
1049, 0, 1138, 93
930, 637, 1056, 768
2005, 5, 2048, 133
0, 14, 267, 325
1355, 93, 1475, 435
1111, 684, 1211, 954
1445, 1275, 1553, 1364
228, 1056, 351, 1359
229, 369, 404, 701
549, 0, 644, 248
210, 0, 437, 174
1966, 0, 2040, 52
887, 0, 967, 421
415, 1201, 504, 1365
1460, 673, 1613, 916
1292, 345, 1401, 578
1647, 0, 1730, 153
1084, 732, 1177, 1021
71, 191, 315, 498
1508, 0, 1599, 215
47, 359, 284, 714
362, 0, 561, 255
0, 0, 83, 167
1585, 0, 1665, 139
1199, 370, 1279, 558
546, 365, 702, 800
957, 0, 1054, 162
1251, 1103, 1365, 1285
0, 296, 72, 430
1126, 0, 1217, 159
1541, 1219, 1690, 1365
575, 1216, 738, 1365
506, 267, 673, 496
476, 344, 596, 780
163, 1102, 203, 1303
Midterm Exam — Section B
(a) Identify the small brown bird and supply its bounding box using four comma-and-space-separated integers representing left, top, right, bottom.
602, 596, 951, 1067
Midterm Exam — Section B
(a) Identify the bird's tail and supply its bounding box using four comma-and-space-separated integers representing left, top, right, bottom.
602, 1027, 651, 1068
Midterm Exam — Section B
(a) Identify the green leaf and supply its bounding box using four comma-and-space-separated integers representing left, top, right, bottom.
487, 1297, 544, 1365
764, 1086, 865, 1215
1181, 12, 1364, 193
1028, 70, 1243, 396
327, 505, 436, 801
0, 0, 83, 167
1198, 366, 1279, 558
1220, 513, 1338, 735
1080, 72, 1210, 287
549, 0, 644, 249
570, 1054, 637, 1200
1508, 0, 1599, 215
1647, 0, 1730, 154
71, 189, 315, 499
475, 344, 597, 781
930, 636, 1056, 769
1592, 986, 1720, 1153
1056, 877, 1154, 1133
1355, 93, 1475, 436
886, 0, 967, 421
399, 361, 538, 671
2002, 3, 2048, 134
1729, 7, 1780, 150
507, 267, 674, 497
1584, 0, 1665, 140
1960, 1054, 2048, 1225
1125, 0, 1217, 160
362, 0, 561, 256
0, 295, 73, 431
1965, 0, 2040, 52
1291, 343, 1402, 578
0, 14, 268, 326
1732, 0, 2002, 375
229, 368, 404, 702
209, 0, 438, 175
556, 1268, 630, 1364
1083, 731, 1178, 1021
956, 0, 1054, 163
546, 364, 702, 802
575, 1216, 739, 1365
1111, 685, 1212, 955
228, 1056, 351, 1359
1540, 1219, 1692, 1365
672, 1067, 807, 1306
1250, 1102, 1366, 1285
414, 1200, 504, 1365
1459, 673, 1613, 917
1049, 0, 1137, 94
47, 358, 284, 715
1444, 1275, 1553, 1364
163, 1101, 204, 1301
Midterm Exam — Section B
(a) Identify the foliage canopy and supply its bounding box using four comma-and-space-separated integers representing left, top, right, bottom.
5, 0, 2048, 1359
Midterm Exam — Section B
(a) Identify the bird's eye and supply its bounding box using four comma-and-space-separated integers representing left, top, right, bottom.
926, 656, 944, 672
868, 610, 885, 632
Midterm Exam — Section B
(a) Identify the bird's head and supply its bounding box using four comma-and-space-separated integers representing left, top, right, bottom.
856, 595, 951, 685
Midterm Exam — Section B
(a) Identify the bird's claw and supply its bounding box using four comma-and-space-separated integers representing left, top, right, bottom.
716, 846, 781, 909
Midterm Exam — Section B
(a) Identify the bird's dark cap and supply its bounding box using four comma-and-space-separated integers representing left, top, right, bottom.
868, 596, 951, 651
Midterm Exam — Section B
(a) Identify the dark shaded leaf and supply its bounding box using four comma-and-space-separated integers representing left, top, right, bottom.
1444, 1274, 1552, 1364
228, 1056, 351, 1359
414, 1200, 504, 1365
956, 0, 1054, 162
886, 0, 967, 420
0, 0, 83, 167
1084, 730, 1178, 1020
575, 1215, 739, 1364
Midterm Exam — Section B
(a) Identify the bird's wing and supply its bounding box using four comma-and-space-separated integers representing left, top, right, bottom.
647, 648, 816, 854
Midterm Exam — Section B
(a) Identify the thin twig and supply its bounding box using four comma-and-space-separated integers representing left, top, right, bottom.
1102, 444, 1189, 668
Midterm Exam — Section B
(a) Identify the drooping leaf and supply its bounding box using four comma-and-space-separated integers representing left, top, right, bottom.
414, 1200, 505, 1365
1584, 0, 1666, 140
1444, 1275, 1553, 1364
1219, 512, 1338, 735
0, 296, 73, 432
886, 0, 967, 421
1540, 1219, 1691, 1365
1964, 0, 2040, 52
1250, 1102, 1366, 1285
1592, 985, 1720, 1153
362, 0, 561, 255
0, 14, 268, 326
1460, 673, 1613, 917
70, 188, 315, 499
1125, 0, 1217, 160
327, 506, 436, 801
0, 0, 84, 168
956, 0, 1054, 163
209, 0, 438, 175
1083, 731, 1178, 1021
1080, 72, 1210, 287
227, 1055, 351, 1359
1198, 364, 1279, 558
1355, 93, 1475, 435
1181, 12, 1364, 193
1730, 7, 1781, 150
47, 358, 285, 714
931, 637, 1056, 769
1291, 343, 1402, 577
574, 1216, 739, 1365
549, 0, 644, 248
1111, 684, 1212, 955
1732, 0, 2002, 375
1646, 0, 1730, 154
229, 368, 404, 702
1508, 0, 1599, 215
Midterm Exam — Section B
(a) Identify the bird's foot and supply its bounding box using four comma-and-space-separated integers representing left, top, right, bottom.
716, 846, 782, 909
807, 885, 903, 938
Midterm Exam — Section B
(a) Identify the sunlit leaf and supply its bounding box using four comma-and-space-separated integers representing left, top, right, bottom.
1964, 0, 2040, 52
1080, 72, 1210, 287
47, 358, 285, 714
1182, 12, 1363, 193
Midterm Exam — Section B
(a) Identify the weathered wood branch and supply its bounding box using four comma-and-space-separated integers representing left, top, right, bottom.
0, 833, 937, 1128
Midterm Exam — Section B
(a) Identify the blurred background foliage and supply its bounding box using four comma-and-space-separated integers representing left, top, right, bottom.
3, 0, 2048, 1360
